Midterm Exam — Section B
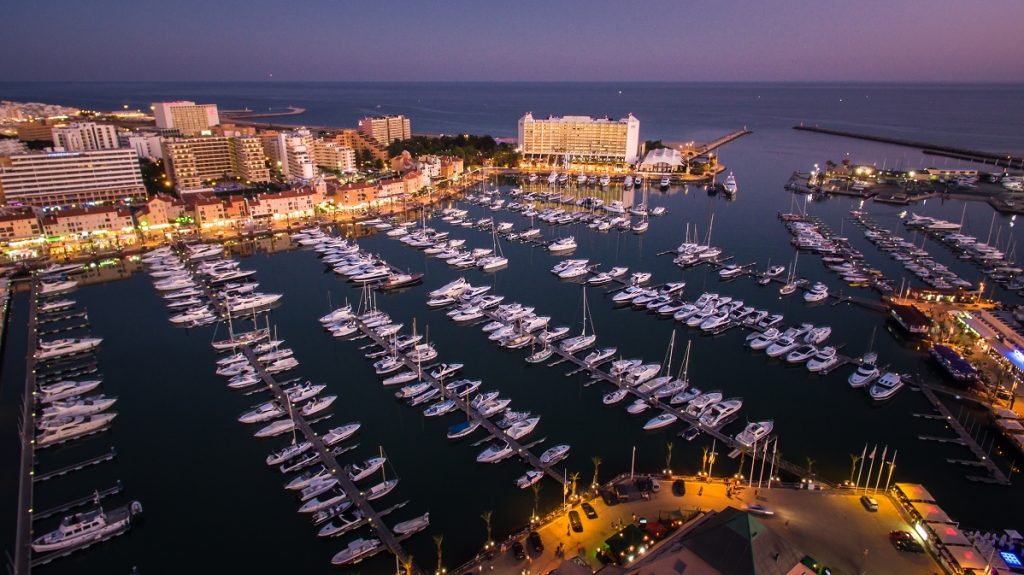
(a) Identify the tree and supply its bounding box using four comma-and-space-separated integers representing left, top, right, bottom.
644, 139, 667, 151
591, 456, 602, 487
806, 456, 816, 477
480, 510, 493, 547
701, 446, 710, 475
402, 555, 415, 575
665, 441, 674, 475
569, 472, 580, 500
531, 483, 541, 519
434, 534, 444, 575
849, 453, 863, 483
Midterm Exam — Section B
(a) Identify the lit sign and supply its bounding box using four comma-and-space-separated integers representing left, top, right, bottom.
44, 152, 82, 158
1002, 551, 1022, 567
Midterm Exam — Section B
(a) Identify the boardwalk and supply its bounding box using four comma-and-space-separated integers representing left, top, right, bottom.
241, 346, 421, 571
13, 281, 40, 575
917, 383, 1010, 485
351, 319, 568, 486
693, 128, 753, 156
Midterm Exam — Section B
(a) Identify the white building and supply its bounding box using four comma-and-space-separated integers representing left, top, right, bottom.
152, 101, 220, 135
51, 122, 120, 152
518, 113, 641, 164
0, 149, 146, 207
358, 115, 411, 145
125, 132, 164, 160
277, 130, 318, 181
313, 140, 356, 174
638, 147, 686, 172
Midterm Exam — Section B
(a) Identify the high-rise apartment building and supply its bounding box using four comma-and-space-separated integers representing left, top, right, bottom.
162, 136, 270, 194
0, 149, 146, 207
152, 101, 220, 135
313, 140, 356, 174
51, 122, 121, 152
517, 113, 641, 164
358, 115, 411, 145
277, 130, 318, 181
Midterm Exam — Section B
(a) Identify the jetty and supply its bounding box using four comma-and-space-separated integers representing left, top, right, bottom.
13, 281, 40, 575
693, 128, 754, 157
794, 125, 1023, 168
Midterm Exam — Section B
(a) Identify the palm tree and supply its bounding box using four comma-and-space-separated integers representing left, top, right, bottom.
569, 472, 580, 500
701, 446, 710, 475
402, 555, 415, 575
434, 535, 444, 575
849, 453, 862, 483
591, 456, 602, 488
531, 483, 541, 519
665, 441, 674, 475
806, 456, 816, 477
481, 510, 493, 548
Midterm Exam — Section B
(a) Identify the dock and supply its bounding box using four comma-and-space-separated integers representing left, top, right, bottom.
916, 383, 1010, 485
693, 128, 754, 157
350, 318, 569, 487
34, 447, 117, 482
240, 345, 422, 572
34, 482, 124, 520
13, 281, 40, 575
794, 125, 1023, 168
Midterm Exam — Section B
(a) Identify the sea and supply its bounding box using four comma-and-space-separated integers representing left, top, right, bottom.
1, 82, 1023, 574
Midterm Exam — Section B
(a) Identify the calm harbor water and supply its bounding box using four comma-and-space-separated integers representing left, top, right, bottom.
1, 82, 1023, 574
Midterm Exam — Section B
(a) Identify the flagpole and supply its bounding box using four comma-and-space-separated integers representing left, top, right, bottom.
757, 437, 768, 489
884, 450, 898, 492
767, 440, 777, 490
748, 439, 757, 489
854, 443, 867, 491
630, 445, 636, 480
863, 444, 877, 494
873, 446, 888, 493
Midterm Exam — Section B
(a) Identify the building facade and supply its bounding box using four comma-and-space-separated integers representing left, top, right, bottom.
162, 136, 270, 194
0, 208, 42, 241
51, 122, 120, 152
358, 115, 411, 145
277, 130, 318, 181
152, 101, 220, 135
517, 113, 641, 165
124, 132, 164, 160
39, 205, 135, 237
0, 149, 146, 207
313, 140, 356, 174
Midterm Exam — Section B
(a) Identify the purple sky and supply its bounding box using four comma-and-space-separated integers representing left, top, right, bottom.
3, 0, 1022, 81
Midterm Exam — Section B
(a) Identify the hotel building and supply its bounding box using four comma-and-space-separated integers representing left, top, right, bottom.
277, 130, 318, 181
517, 113, 641, 165
51, 122, 120, 152
153, 101, 220, 135
162, 136, 270, 194
358, 115, 411, 145
313, 140, 356, 174
0, 149, 146, 207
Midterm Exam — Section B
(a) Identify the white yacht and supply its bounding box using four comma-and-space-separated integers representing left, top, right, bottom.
37, 380, 102, 403
516, 469, 545, 489
31, 501, 142, 552
38, 280, 79, 296
803, 282, 829, 303
806, 347, 839, 372
507, 416, 540, 440
684, 391, 722, 417
37, 413, 117, 446
239, 402, 285, 424
34, 337, 102, 360
747, 328, 780, 350
848, 363, 880, 388
804, 326, 832, 344
40, 395, 116, 419
869, 372, 904, 401
785, 345, 818, 364
477, 441, 514, 463
643, 413, 678, 430
548, 237, 577, 254
765, 337, 799, 358
735, 420, 773, 447
393, 513, 431, 536
723, 173, 738, 195
699, 398, 742, 428
539, 444, 570, 465
323, 423, 361, 446
331, 538, 382, 566
602, 388, 629, 405
626, 399, 651, 414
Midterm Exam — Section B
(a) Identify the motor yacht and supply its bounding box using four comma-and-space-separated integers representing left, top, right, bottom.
349, 457, 386, 482
331, 538, 382, 566
38, 380, 102, 403
34, 337, 102, 360
240, 401, 286, 424
699, 398, 742, 428
848, 363, 879, 388
804, 326, 832, 344
803, 282, 829, 302
323, 423, 361, 446
539, 444, 570, 465
626, 399, 651, 414
869, 372, 904, 401
785, 345, 818, 364
31, 501, 142, 553
477, 441, 514, 463
735, 421, 774, 447
684, 391, 722, 417
765, 337, 799, 358
507, 416, 540, 440
516, 470, 544, 489
643, 413, 678, 430
547, 237, 577, 254
603, 388, 629, 404
40, 395, 116, 419
806, 347, 839, 372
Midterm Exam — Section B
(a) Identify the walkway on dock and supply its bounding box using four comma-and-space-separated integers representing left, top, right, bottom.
352, 319, 568, 486
240, 346, 422, 572
454, 298, 829, 488
916, 382, 1010, 485
13, 282, 40, 575
694, 128, 753, 156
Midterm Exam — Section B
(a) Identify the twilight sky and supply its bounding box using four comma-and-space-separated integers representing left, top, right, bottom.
3, 0, 1022, 82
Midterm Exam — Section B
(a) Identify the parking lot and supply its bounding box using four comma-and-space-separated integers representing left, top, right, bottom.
479, 477, 940, 574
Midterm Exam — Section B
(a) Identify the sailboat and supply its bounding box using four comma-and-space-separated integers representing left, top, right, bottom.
779, 251, 799, 295
477, 227, 509, 272
637, 331, 676, 394
560, 287, 596, 353
655, 340, 691, 398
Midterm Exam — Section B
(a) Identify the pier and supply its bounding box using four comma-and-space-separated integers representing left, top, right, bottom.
240, 345, 423, 571
794, 125, 1024, 168
13, 281, 40, 575
350, 318, 569, 487
34, 447, 118, 482
34, 482, 124, 520
916, 383, 1010, 485
693, 128, 754, 157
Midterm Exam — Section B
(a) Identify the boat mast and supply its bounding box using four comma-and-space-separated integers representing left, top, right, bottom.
662, 330, 676, 376
678, 339, 692, 383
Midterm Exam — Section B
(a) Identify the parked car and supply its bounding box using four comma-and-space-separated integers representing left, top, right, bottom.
672, 479, 686, 496
528, 531, 543, 552
889, 530, 912, 543
894, 539, 925, 553
568, 510, 583, 532
860, 495, 879, 512
581, 502, 598, 519
511, 540, 526, 561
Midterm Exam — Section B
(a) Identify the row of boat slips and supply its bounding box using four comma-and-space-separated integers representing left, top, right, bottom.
779, 211, 895, 294
463, 189, 665, 234
903, 212, 1024, 293
314, 271, 570, 491
141, 244, 430, 568
143, 244, 282, 327
29, 268, 144, 563
853, 211, 974, 291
